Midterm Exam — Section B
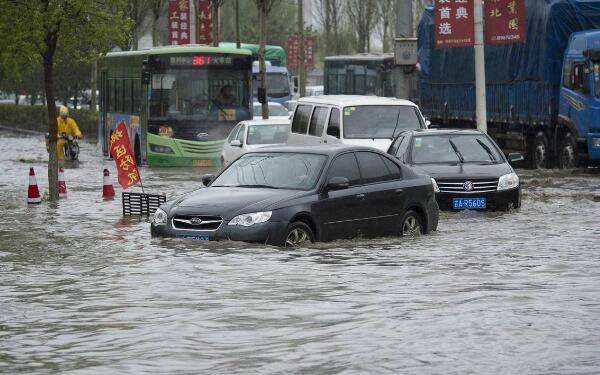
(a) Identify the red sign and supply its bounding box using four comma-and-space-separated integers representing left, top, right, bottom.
485, 0, 526, 44
287, 36, 314, 72
435, 0, 474, 48
168, 0, 191, 45
110, 122, 141, 190
197, 0, 212, 45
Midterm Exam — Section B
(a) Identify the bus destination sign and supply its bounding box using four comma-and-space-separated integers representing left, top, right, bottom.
169, 55, 234, 66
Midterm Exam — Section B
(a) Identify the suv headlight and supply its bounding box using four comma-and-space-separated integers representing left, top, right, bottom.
497, 173, 519, 191
431, 178, 440, 193
228, 211, 272, 227
152, 207, 168, 225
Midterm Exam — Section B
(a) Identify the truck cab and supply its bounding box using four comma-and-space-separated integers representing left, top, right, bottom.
559, 30, 600, 166
252, 62, 292, 105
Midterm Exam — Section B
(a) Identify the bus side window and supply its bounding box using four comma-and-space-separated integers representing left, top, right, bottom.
326, 108, 340, 139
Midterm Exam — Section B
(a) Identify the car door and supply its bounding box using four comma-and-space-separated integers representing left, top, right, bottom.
311, 152, 367, 241
355, 151, 406, 237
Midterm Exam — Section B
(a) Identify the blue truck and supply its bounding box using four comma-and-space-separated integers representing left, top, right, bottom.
418, 0, 600, 168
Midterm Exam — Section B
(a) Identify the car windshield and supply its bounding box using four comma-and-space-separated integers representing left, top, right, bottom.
247, 124, 289, 145
212, 153, 327, 190
253, 104, 289, 117
343, 105, 422, 139
411, 134, 504, 164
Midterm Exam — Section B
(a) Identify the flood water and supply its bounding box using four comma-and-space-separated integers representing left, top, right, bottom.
1, 131, 600, 374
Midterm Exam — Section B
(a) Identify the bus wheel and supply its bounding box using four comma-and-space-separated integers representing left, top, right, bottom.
559, 132, 578, 169
530, 132, 549, 169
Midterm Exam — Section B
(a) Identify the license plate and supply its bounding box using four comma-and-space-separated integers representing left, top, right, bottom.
453, 197, 487, 210
192, 159, 213, 167
176, 234, 210, 240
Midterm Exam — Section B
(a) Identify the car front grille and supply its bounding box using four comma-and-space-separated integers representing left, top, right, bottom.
171, 215, 223, 231
436, 179, 498, 194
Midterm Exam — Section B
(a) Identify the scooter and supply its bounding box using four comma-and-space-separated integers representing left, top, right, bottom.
45, 132, 80, 161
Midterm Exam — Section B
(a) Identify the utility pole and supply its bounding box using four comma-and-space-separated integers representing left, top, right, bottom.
298, 0, 306, 97
473, 0, 487, 133
395, 0, 412, 99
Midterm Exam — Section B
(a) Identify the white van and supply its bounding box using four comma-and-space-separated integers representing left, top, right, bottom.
287, 95, 427, 151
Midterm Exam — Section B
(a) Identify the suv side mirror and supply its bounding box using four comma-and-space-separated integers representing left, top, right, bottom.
202, 174, 215, 186
507, 153, 524, 163
326, 177, 349, 191
230, 139, 242, 147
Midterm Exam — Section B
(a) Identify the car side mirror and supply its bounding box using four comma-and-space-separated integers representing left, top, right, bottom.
327, 177, 349, 191
507, 153, 524, 163
202, 174, 215, 186
230, 140, 242, 147
425, 119, 431, 128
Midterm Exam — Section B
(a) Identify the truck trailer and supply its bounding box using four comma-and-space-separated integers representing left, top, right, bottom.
418, 0, 600, 168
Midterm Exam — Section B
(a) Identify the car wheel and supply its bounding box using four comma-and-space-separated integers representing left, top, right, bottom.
530, 132, 549, 169
401, 210, 422, 237
284, 222, 314, 247
559, 132, 578, 169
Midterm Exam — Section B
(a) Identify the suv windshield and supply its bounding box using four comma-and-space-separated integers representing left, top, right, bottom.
213, 153, 326, 190
343, 105, 423, 139
411, 134, 503, 164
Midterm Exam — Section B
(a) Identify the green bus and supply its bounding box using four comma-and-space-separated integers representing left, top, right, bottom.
324, 54, 396, 97
98, 45, 253, 167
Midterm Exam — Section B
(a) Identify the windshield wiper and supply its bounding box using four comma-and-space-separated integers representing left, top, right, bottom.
475, 139, 497, 162
448, 139, 465, 163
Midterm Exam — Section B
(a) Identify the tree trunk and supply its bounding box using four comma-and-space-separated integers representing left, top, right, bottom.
259, 3, 268, 119
91, 61, 97, 112
43, 42, 59, 202
235, 0, 240, 48
298, 0, 305, 97
212, 1, 219, 47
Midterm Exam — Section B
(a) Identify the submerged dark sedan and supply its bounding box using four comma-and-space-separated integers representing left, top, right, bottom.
151, 145, 439, 247
387, 129, 523, 211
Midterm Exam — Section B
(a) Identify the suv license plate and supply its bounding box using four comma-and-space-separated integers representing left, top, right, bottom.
453, 197, 487, 210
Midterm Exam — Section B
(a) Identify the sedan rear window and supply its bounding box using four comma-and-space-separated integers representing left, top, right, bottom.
343, 105, 423, 139
411, 134, 503, 164
247, 124, 289, 145
213, 153, 327, 190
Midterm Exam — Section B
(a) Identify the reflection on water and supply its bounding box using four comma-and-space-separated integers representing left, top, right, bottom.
1, 132, 600, 374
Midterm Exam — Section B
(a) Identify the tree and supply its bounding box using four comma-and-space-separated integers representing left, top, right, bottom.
0, 0, 131, 202
125, 0, 149, 50
376, 0, 395, 52
346, 0, 377, 53
150, 0, 168, 46
211, 0, 226, 46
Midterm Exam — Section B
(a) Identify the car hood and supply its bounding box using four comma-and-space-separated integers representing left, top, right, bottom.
168, 187, 304, 218
341, 138, 393, 152
412, 162, 513, 179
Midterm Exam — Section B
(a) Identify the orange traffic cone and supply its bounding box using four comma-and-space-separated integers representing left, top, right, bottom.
103, 169, 115, 199
28, 167, 41, 204
58, 167, 67, 198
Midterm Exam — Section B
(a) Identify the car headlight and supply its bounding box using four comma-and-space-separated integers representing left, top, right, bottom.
228, 211, 272, 226
431, 178, 440, 193
497, 173, 519, 191
152, 207, 168, 225
149, 143, 175, 154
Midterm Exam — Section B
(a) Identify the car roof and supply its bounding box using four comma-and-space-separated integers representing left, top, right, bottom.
296, 95, 417, 107
399, 129, 484, 137
244, 144, 383, 156
238, 119, 290, 126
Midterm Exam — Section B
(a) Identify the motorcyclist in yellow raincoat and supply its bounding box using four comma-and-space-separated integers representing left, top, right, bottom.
56, 105, 82, 161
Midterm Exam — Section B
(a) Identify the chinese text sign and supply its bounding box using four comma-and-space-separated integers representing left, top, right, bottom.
168, 0, 191, 45
485, 0, 527, 44
110, 121, 141, 190
435, 0, 474, 48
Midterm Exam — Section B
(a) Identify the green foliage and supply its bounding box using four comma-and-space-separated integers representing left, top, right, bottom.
0, 104, 97, 138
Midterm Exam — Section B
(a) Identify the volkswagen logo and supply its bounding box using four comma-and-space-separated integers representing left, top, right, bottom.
190, 217, 203, 225
463, 181, 474, 192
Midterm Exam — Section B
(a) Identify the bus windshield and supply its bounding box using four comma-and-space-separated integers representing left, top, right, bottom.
149, 68, 251, 140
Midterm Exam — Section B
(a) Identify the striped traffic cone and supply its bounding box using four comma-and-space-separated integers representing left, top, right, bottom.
102, 169, 115, 199
58, 167, 67, 198
27, 167, 41, 204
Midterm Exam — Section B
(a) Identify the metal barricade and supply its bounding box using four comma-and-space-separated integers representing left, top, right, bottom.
122, 192, 166, 216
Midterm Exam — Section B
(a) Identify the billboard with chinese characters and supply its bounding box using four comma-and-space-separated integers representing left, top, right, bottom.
435, 0, 474, 48
168, 0, 191, 45
287, 36, 314, 72
485, 0, 527, 44
197, 0, 212, 45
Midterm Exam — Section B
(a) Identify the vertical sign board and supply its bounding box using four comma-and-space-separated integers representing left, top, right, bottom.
435, 0, 474, 48
287, 36, 315, 73
197, 0, 212, 45
484, 0, 527, 44
110, 121, 141, 190
168, 0, 191, 45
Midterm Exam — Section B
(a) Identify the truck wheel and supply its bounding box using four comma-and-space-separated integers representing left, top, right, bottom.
530, 132, 549, 169
559, 132, 578, 169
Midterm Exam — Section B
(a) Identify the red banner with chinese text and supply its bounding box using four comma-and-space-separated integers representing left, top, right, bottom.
110, 122, 141, 190
485, 0, 527, 44
168, 0, 191, 45
287, 36, 315, 72
435, 0, 474, 49
197, 0, 212, 45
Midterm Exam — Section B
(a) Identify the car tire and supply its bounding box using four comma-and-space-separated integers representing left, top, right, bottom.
284, 221, 314, 247
559, 132, 578, 169
400, 210, 422, 237
530, 132, 549, 169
